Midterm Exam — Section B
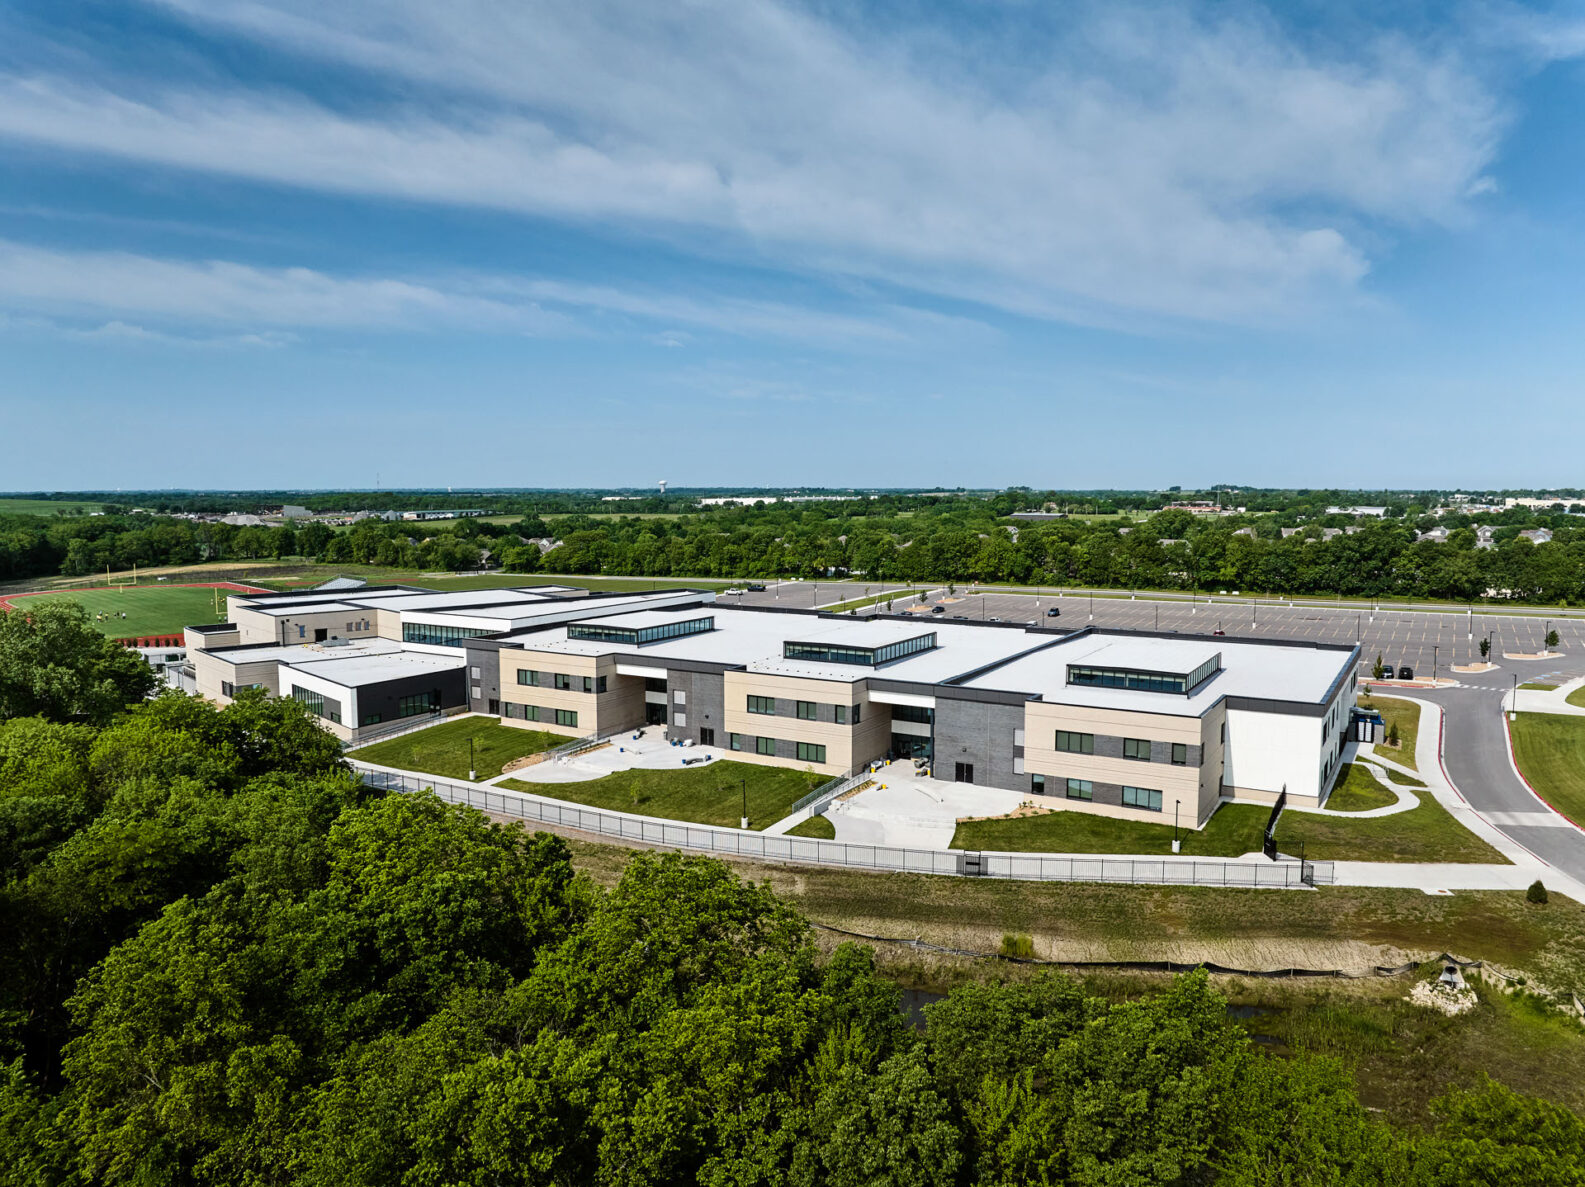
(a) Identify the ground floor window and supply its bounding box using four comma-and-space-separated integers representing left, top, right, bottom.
891, 733, 932, 760
796, 741, 826, 763
221, 681, 235, 698
729, 732, 743, 751
1031, 773, 1046, 795
1066, 778, 1093, 801
1123, 786, 1163, 812
397, 691, 438, 719
555, 708, 578, 728
360, 713, 382, 726
755, 736, 776, 756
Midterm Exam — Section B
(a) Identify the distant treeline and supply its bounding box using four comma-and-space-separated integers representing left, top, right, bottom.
8, 496, 1585, 603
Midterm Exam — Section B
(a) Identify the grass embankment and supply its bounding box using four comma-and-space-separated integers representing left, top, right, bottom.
1567, 685, 1585, 709
355, 717, 564, 780
547, 836, 1585, 1124
502, 759, 824, 830
787, 814, 836, 839
1366, 695, 1420, 770
949, 764, 1502, 864
1322, 764, 1398, 812
4, 585, 234, 636
1510, 714, 1585, 826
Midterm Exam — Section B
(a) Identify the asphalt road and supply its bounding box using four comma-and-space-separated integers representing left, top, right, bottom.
734, 580, 1585, 885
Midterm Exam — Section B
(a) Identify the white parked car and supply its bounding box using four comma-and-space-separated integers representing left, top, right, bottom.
724, 587, 747, 596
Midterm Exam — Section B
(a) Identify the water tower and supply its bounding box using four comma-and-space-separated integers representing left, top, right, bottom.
658, 479, 668, 497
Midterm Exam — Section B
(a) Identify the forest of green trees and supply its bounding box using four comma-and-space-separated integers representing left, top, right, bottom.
9, 490, 1585, 604
2, 602, 1584, 1183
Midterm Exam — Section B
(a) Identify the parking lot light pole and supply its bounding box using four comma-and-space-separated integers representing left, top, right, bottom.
469, 737, 476, 783
1172, 800, 1181, 854
1511, 673, 1518, 721
1433, 645, 1438, 684
740, 779, 747, 830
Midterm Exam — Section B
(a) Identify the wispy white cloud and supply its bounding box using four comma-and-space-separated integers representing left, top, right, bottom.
0, 239, 952, 344
0, 1, 1516, 326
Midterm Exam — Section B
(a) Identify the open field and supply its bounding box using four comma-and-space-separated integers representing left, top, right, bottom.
355, 717, 564, 781
1510, 713, 1585, 826
0, 583, 250, 636
502, 759, 824, 830
950, 777, 1504, 864
0, 497, 106, 516
1366, 695, 1420, 769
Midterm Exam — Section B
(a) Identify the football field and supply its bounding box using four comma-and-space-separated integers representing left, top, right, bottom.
0, 583, 260, 637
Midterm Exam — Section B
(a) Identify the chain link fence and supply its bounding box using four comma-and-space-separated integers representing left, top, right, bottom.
350, 760, 1331, 888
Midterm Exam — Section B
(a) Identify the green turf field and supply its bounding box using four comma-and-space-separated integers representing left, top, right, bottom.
8, 585, 235, 637
0, 498, 106, 516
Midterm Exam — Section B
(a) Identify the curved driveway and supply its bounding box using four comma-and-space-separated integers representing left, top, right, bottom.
1417, 671, 1585, 882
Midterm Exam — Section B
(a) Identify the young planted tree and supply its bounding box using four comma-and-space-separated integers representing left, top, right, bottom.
1372, 654, 1387, 680
1479, 637, 1491, 661
1546, 629, 1560, 651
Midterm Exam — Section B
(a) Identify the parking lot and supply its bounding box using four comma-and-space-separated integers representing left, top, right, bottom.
732, 581, 1585, 681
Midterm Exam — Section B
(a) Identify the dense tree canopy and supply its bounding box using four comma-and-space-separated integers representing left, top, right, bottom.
0, 602, 155, 724
0, 689, 1581, 1183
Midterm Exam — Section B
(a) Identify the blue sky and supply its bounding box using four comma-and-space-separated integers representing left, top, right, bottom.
3, 0, 1585, 491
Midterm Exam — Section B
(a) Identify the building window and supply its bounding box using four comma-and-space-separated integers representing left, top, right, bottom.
397, 691, 439, 718
1066, 778, 1093, 801
402, 622, 493, 647
554, 673, 572, 691
645, 677, 667, 693
796, 741, 826, 763
1031, 773, 1046, 795
891, 704, 933, 724
517, 669, 539, 686
523, 704, 540, 722
221, 680, 235, 698
360, 713, 382, 726
730, 733, 744, 751
1171, 742, 1189, 766
1123, 786, 1163, 812
1055, 730, 1094, 754
596, 676, 607, 694
747, 695, 775, 715
297, 625, 305, 639
755, 736, 776, 756
555, 708, 578, 728
853, 703, 862, 724
582, 676, 593, 693
796, 700, 817, 720
471, 666, 481, 679
1123, 738, 1152, 761
835, 705, 847, 725
700, 727, 715, 747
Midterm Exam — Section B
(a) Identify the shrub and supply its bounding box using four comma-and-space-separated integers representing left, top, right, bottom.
1527, 880, 1548, 905
1000, 933, 1036, 960
1387, 722, 1400, 747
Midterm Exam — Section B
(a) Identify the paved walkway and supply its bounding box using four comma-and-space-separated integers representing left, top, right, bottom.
1505, 675, 1585, 717
483, 730, 735, 786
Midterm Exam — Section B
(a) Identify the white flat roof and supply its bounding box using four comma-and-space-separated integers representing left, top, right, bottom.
205, 638, 404, 666
961, 632, 1351, 716
515, 607, 1045, 684
284, 649, 466, 688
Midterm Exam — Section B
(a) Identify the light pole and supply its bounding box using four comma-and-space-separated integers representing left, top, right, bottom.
1089, 589, 1093, 621
1432, 644, 1438, 684
740, 779, 748, 830
1172, 799, 1181, 854
1545, 619, 1552, 654
469, 736, 476, 782
1511, 672, 1518, 722
1154, 604, 1159, 632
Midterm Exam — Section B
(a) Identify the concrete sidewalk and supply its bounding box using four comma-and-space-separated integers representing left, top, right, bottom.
1505, 675, 1585, 716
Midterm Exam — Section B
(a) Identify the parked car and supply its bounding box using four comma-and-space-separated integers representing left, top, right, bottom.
952, 614, 968, 619
1045, 607, 1061, 617
746, 583, 766, 592
988, 616, 1002, 622
723, 587, 746, 596
930, 605, 945, 614
1398, 665, 1414, 680
1212, 629, 1225, 636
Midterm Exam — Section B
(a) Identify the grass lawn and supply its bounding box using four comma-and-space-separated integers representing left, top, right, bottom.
787, 814, 836, 839
1365, 695, 1420, 770
1323, 764, 1398, 812
0, 497, 106, 515
2, 584, 235, 636
354, 717, 565, 780
1520, 682, 1558, 691
1567, 685, 1585, 709
950, 778, 1503, 864
501, 759, 824, 830
1379, 767, 1426, 788
1510, 713, 1585, 825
